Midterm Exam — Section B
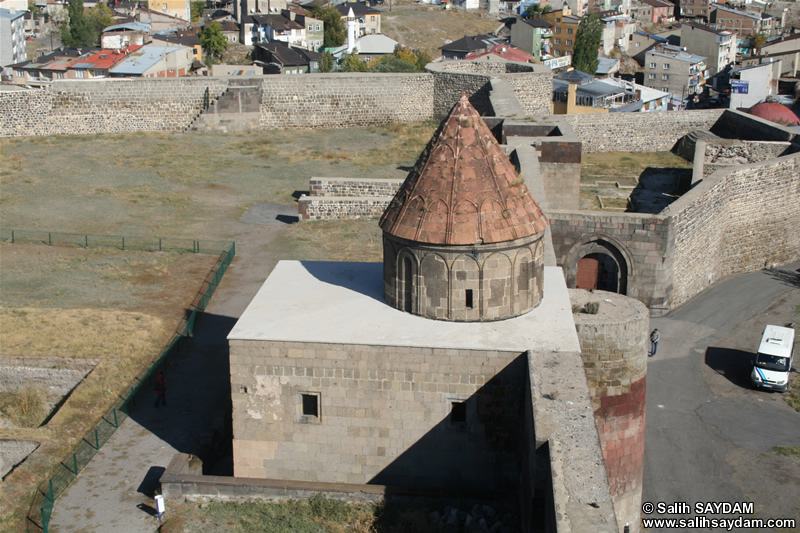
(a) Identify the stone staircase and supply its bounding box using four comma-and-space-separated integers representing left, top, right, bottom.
185, 80, 263, 133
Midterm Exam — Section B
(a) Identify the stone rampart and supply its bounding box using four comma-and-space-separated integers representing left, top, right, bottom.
664, 153, 800, 309
563, 109, 724, 153
427, 61, 551, 119
548, 211, 672, 312
0, 78, 229, 137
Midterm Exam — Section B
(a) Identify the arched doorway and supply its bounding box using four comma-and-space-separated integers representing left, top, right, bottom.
576, 253, 619, 292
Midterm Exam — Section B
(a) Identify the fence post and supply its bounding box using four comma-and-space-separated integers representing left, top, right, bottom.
112, 408, 118, 427
85, 235, 88, 248
159, 238, 162, 252
121, 237, 125, 251
48, 479, 54, 501
95, 430, 99, 450
11, 230, 14, 244
73, 454, 78, 474
48, 233, 51, 246
41, 507, 47, 532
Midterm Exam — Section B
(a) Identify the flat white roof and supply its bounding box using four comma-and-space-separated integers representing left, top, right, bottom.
228, 261, 581, 353
758, 325, 795, 357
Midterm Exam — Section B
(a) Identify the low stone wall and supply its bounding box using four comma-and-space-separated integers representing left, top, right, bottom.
297, 196, 392, 220
308, 178, 404, 198
563, 109, 724, 153
0, 356, 95, 397
665, 152, 800, 309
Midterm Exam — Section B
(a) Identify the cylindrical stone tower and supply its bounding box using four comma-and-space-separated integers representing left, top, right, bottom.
570, 289, 649, 533
379, 94, 549, 322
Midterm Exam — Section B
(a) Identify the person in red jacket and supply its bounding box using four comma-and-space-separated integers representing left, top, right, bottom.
154, 370, 167, 408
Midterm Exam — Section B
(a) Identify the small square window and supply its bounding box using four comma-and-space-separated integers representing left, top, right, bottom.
299, 392, 321, 423
566, 39, 572, 46
465, 289, 474, 309
451, 401, 466, 423
302, 394, 318, 416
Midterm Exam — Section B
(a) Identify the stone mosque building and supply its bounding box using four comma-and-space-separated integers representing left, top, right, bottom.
226, 96, 649, 532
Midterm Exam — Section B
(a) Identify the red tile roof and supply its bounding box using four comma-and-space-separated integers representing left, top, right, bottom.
464, 44, 534, 63
380, 94, 548, 245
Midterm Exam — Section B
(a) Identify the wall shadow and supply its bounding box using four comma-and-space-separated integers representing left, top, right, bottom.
301, 261, 385, 304
126, 311, 235, 476
367, 355, 527, 520
765, 266, 800, 289
137, 466, 166, 497
704, 346, 754, 389
627, 167, 691, 214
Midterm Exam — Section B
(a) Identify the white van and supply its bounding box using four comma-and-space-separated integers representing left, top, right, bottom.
750, 325, 795, 392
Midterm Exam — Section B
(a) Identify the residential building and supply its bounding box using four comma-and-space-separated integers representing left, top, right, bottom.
234, 0, 286, 26
1, 8, 26, 67
740, 32, 800, 77
8, 47, 96, 86
249, 13, 304, 46
628, 27, 679, 64
108, 44, 193, 77
0, 0, 28, 11
147, 0, 190, 22
440, 34, 505, 60
218, 20, 240, 43
644, 43, 708, 98
676, 0, 711, 20
152, 29, 203, 61
680, 21, 734, 75
587, 0, 629, 15
465, 43, 535, 62
253, 40, 320, 73
709, 5, 775, 38
632, 0, 673, 25
542, 7, 581, 58
725, 62, 781, 109
334, 2, 380, 36
596, 11, 636, 54
552, 69, 670, 113
102, 21, 151, 50
67, 46, 144, 78
509, 16, 553, 61
291, 10, 323, 51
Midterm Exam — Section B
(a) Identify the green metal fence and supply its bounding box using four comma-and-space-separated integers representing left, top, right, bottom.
1, 229, 230, 255
20, 236, 236, 533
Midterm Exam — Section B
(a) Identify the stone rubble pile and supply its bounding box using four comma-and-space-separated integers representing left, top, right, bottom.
429, 503, 518, 533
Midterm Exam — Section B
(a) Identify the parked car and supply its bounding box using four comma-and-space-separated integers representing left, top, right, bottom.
751, 324, 795, 392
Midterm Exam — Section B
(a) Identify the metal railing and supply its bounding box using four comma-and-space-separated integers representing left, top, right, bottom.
15, 234, 236, 532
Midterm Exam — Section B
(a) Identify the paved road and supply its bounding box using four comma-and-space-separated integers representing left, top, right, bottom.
642, 261, 800, 532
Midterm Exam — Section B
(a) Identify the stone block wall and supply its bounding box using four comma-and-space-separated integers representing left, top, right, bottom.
258, 74, 434, 129
308, 178, 404, 197
0, 78, 229, 137
667, 154, 800, 309
571, 289, 649, 533
297, 196, 392, 220
563, 109, 724, 153
548, 212, 673, 312
230, 339, 525, 493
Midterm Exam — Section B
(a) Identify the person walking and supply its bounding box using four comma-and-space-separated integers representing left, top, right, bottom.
153, 370, 167, 408
650, 329, 660, 357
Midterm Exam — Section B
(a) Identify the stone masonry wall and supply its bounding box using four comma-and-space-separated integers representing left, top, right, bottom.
571, 290, 649, 533
563, 109, 725, 153
297, 196, 392, 220
0, 78, 229, 137
308, 178, 404, 197
549, 212, 673, 312
667, 154, 800, 309
229, 339, 525, 493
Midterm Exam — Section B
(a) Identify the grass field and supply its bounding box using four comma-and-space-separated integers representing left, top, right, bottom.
0, 123, 436, 532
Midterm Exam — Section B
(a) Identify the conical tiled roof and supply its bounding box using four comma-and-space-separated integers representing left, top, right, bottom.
379, 95, 548, 245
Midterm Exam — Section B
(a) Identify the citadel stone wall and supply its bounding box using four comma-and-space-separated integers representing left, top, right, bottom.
0, 78, 229, 137
666, 153, 800, 309
230, 339, 525, 493
308, 178, 405, 198
548, 212, 673, 312
563, 109, 725, 153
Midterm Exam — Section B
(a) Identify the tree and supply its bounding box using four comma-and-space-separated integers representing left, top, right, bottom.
526, 2, 552, 17
750, 32, 768, 55
368, 55, 418, 72
338, 50, 368, 72
319, 51, 335, 72
392, 44, 431, 71
60, 0, 99, 47
191, 1, 205, 23
88, 3, 114, 36
572, 14, 602, 75
200, 22, 228, 61
311, 5, 345, 48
